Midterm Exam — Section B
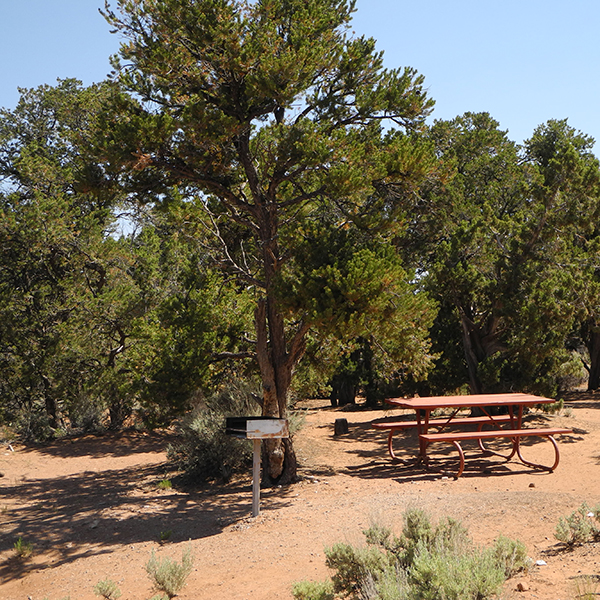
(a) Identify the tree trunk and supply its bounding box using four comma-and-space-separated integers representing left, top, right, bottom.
460, 314, 484, 395
330, 376, 357, 406
586, 328, 600, 391
41, 374, 60, 430
255, 296, 308, 485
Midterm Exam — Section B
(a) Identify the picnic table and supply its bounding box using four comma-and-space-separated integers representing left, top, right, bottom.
375, 393, 572, 477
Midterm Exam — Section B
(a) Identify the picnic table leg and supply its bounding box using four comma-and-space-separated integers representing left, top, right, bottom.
452, 441, 465, 477
387, 430, 397, 460
515, 435, 561, 472
417, 409, 430, 460
476, 423, 518, 460
421, 438, 464, 477
387, 429, 423, 465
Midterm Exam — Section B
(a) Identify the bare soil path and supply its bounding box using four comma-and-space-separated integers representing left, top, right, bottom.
1, 393, 600, 600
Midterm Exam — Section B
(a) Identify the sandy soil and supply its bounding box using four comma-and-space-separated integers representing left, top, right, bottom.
1, 392, 600, 600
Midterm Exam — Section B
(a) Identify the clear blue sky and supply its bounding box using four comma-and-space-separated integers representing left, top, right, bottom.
1, 1, 599, 149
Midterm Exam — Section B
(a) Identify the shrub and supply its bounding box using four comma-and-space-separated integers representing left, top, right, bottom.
409, 541, 505, 600
145, 546, 193, 598
325, 543, 391, 596
555, 502, 599, 546
13, 537, 33, 559
291, 580, 335, 600
297, 508, 528, 600
490, 535, 530, 578
571, 575, 599, 600
93, 579, 122, 600
159, 530, 173, 543
167, 379, 260, 481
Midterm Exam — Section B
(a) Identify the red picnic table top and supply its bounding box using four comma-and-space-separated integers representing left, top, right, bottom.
386, 392, 555, 411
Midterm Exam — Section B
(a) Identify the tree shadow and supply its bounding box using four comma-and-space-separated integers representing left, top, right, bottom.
0, 452, 294, 582
561, 390, 600, 411
14, 430, 178, 460
328, 415, 583, 481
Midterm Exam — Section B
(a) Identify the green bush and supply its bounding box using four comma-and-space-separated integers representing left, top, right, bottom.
409, 541, 505, 600
297, 508, 529, 600
555, 502, 599, 546
167, 380, 260, 480
325, 543, 391, 596
93, 578, 122, 600
145, 546, 193, 599
13, 536, 33, 559
490, 535, 530, 578
291, 580, 336, 600
571, 575, 599, 600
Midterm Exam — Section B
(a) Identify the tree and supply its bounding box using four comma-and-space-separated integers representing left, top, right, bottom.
99, 0, 438, 482
0, 80, 129, 435
414, 114, 600, 396
524, 121, 600, 390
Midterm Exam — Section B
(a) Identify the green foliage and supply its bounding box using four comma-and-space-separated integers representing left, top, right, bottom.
0, 80, 153, 437
157, 479, 172, 490
98, 0, 440, 481
145, 546, 193, 599
555, 503, 600, 546
305, 508, 528, 600
412, 112, 600, 395
291, 580, 336, 600
325, 542, 392, 596
167, 378, 260, 480
159, 530, 173, 543
490, 535, 530, 579
571, 575, 600, 600
13, 536, 33, 559
409, 542, 505, 600
93, 579, 122, 600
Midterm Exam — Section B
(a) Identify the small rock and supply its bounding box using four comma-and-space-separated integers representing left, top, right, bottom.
529, 482, 535, 488
516, 582, 529, 592
535, 559, 547, 566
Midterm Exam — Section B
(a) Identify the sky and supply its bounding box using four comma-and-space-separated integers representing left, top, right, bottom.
1, 1, 599, 150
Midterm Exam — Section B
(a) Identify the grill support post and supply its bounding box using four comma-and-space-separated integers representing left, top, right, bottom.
252, 439, 261, 517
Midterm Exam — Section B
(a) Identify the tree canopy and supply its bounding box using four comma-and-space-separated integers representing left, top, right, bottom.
97, 0, 440, 482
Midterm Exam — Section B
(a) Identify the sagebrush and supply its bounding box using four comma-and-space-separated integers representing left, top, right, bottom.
293, 507, 530, 600
93, 578, 122, 600
167, 380, 260, 480
145, 546, 193, 598
555, 502, 600, 546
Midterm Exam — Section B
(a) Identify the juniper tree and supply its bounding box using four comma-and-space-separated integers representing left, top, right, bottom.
99, 0, 439, 482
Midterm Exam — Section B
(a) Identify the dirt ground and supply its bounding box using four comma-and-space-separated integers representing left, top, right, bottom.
1, 392, 600, 600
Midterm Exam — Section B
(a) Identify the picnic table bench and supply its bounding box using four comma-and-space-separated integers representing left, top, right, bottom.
419, 427, 572, 477
371, 415, 514, 460
377, 393, 573, 477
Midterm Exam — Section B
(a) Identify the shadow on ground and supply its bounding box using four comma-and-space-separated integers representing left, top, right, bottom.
0, 435, 295, 582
